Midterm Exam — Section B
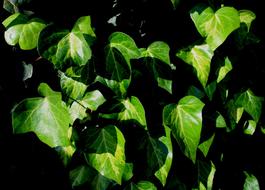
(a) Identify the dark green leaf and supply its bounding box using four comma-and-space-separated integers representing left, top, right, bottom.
243, 171, 260, 190
198, 160, 216, 190
235, 89, 263, 123
187, 86, 205, 99
163, 96, 205, 163
12, 83, 71, 147
177, 44, 213, 88
190, 6, 240, 50
122, 163, 134, 181
3, 13, 46, 50
204, 81, 216, 101
125, 181, 157, 190
198, 133, 215, 157
170, 0, 180, 9
3, 0, 32, 13
70, 165, 90, 187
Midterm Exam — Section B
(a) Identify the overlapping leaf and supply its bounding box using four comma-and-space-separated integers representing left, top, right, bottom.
2, 13, 46, 50
217, 57, 232, 83
12, 83, 71, 147
163, 96, 204, 163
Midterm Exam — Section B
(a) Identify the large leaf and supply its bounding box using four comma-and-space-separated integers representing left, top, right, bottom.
235, 90, 263, 123
177, 44, 213, 88
141, 41, 174, 93
104, 32, 140, 81
154, 126, 173, 186
12, 83, 71, 147
190, 6, 240, 50
38, 17, 93, 69
3, 13, 46, 50
163, 96, 205, 163
84, 125, 126, 184
243, 171, 260, 190
217, 57, 232, 83
69, 90, 106, 121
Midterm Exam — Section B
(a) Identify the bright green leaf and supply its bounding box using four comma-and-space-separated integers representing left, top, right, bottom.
216, 112, 227, 128
155, 126, 173, 186
239, 10, 256, 32
243, 171, 260, 190
243, 120, 256, 135
235, 90, 263, 122
198, 133, 215, 157
163, 96, 205, 163
177, 44, 213, 88
12, 83, 71, 147
190, 6, 240, 50
72, 16, 96, 37
84, 125, 126, 184
217, 57, 232, 83
3, 13, 46, 50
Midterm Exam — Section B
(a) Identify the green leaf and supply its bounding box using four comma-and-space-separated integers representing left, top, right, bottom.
198, 160, 216, 190
235, 90, 263, 122
122, 163, 134, 181
155, 126, 173, 186
217, 57, 232, 83
204, 81, 216, 101
177, 44, 213, 88
187, 86, 205, 99
216, 112, 227, 128
163, 96, 205, 163
190, 6, 240, 50
60, 73, 87, 102
243, 120, 256, 135
198, 133, 215, 157
141, 41, 174, 93
55, 145, 75, 166
72, 16, 96, 37
170, 0, 180, 9
125, 181, 157, 190
12, 83, 71, 147
38, 20, 92, 69
3, 13, 46, 50
69, 90, 105, 121
243, 171, 260, 190
95, 76, 130, 98
70, 165, 91, 187
239, 10, 256, 32
104, 32, 140, 82
84, 125, 126, 184
3, 0, 31, 13
226, 100, 244, 131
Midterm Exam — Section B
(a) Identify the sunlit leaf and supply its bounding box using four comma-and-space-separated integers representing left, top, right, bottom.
163, 96, 205, 163
3, 13, 46, 50
235, 89, 263, 122
12, 83, 71, 147
191, 6, 240, 50
216, 112, 227, 128
72, 16, 96, 37
177, 44, 213, 88
243, 171, 260, 190
198, 133, 215, 157
217, 57, 232, 83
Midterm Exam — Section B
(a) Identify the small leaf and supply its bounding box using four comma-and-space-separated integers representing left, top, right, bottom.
70, 165, 91, 187
243, 171, 260, 190
177, 44, 213, 88
235, 90, 263, 122
187, 86, 205, 99
217, 57, 232, 83
123, 163, 134, 181
243, 120, 256, 135
170, 0, 180, 10
190, 6, 240, 50
204, 81, 216, 101
216, 112, 227, 128
125, 181, 157, 190
198, 133, 215, 157
3, 0, 32, 13
55, 144, 75, 166
72, 16, 96, 37
163, 96, 205, 163
198, 160, 216, 190
12, 83, 71, 147
3, 13, 46, 50
239, 10, 256, 32
84, 125, 126, 184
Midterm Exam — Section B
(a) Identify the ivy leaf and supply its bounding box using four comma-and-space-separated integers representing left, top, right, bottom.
198, 160, 216, 190
84, 125, 126, 184
190, 6, 240, 50
204, 81, 216, 101
72, 16, 96, 37
243, 120, 257, 135
3, 13, 46, 50
163, 96, 205, 163
12, 83, 71, 148
60, 73, 87, 102
38, 17, 93, 69
216, 112, 227, 129
226, 100, 244, 131
154, 126, 173, 186
141, 41, 174, 93
187, 86, 205, 99
122, 163, 134, 181
125, 181, 157, 190
243, 171, 260, 190
3, 0, 32, 13
198, 133, 215, 157
177, 44, 213, 88
104, 32, 140, 82
239, 10, 256, 32
235, 89, 263, 123
69, 90, 106, 121
217, 57, 232, 83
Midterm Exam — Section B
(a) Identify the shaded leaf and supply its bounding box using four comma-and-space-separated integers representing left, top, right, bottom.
239, 10, 256, 32
12, 83, 71, 147
217, 57, 232, 83
226, 99, 244, 131
163, 96, 205, 163
125, 181, 157, 190
235, 90, 263, 123
170, 0, 180, 10
204, 81, 216, 101
187, 86, 205, 99
198, 160, 216, 190
243, 120, 256, 135
177, 44, 213, 88
198, 133, 215, 157
3, 0, 31, 13
191, 6, 240, 50
243, 171, 260, 190
3, 13, 46, 50
122, 163, 134, 181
